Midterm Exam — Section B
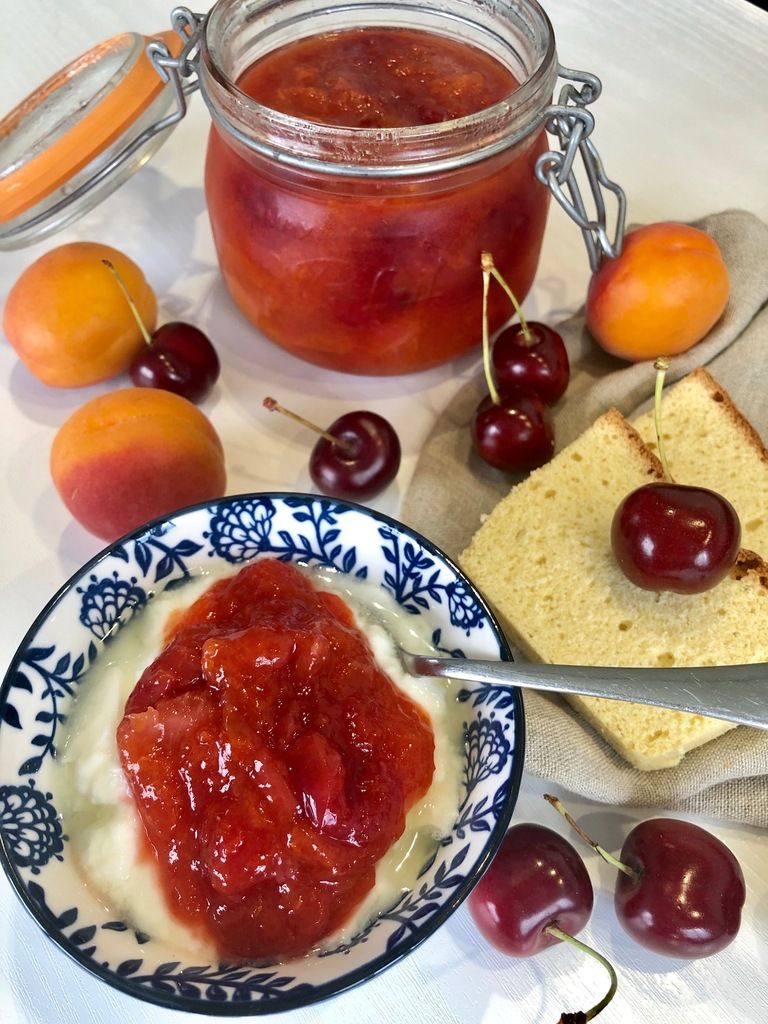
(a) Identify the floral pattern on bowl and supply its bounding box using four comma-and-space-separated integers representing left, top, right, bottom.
0, 494, 524, 1014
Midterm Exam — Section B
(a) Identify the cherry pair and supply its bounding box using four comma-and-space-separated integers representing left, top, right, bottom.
468, 798, 745, 1022
472, 252, 569, 474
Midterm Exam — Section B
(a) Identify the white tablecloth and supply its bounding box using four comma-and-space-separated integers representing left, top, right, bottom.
1, 1, 766, 1022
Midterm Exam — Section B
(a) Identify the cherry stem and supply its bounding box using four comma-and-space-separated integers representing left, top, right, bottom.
544, 924, 618, 1022
101, 259, 152, 346
480, 255, 500, 405
652, 356, 675, 483
543, 794, 639, 881
263, 397, 354, 455
481, 250, 532, 343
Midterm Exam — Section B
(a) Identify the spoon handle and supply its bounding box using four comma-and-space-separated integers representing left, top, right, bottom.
404, 654, 768, 729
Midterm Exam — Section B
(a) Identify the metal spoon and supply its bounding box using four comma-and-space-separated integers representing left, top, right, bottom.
398, 651, 768, 729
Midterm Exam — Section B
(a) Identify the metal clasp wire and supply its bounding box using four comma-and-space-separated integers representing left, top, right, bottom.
536, 66, 627, 271
145, 7, 205, 130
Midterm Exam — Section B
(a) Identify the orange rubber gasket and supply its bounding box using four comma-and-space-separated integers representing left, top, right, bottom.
0, 29, 183, 223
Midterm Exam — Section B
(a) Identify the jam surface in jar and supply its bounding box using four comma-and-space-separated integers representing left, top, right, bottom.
205, 26, 550, 374
239, 27, 515, 127
117, 559, 435, 960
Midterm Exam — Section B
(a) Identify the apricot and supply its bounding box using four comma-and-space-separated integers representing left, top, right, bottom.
50, 388, 226, 541
3, 242, 157, 387
585, 223, 729, 362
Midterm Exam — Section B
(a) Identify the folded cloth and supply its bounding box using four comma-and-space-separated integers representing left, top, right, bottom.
401, 209, 768, 827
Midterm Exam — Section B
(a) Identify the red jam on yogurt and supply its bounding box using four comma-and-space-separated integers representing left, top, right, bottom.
117, 559, 435, 960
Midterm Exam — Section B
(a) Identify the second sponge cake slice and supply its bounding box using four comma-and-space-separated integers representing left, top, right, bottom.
459, 407, 768, 770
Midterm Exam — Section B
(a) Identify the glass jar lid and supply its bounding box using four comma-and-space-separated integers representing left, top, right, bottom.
0, 30, 182, 250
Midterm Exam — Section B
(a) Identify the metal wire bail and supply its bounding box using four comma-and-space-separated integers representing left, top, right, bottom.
144, 7, 205, 132
536, 66, 627, 272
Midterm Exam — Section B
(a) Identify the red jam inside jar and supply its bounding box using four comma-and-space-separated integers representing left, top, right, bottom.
238, 29, 516, 128
117, 559, 435, 960
203, 24, 552, 375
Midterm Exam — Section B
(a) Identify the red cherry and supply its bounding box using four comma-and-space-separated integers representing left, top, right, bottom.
130, 322, 220, 403
472, 390, 554, 473
468, 823, 593, 957
545, 795, 746, 962
102, 259, 219, 404
263, 399, 400, 501
611, 483, 740, 594
492, 321, 570, 405
309, 410, 400, 501
615, 819, 745, 959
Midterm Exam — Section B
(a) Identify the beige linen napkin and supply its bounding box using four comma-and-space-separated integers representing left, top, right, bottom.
402, 210, 768, 827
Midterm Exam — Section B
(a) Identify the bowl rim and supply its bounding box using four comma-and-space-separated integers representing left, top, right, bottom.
0, 491, 525, 1015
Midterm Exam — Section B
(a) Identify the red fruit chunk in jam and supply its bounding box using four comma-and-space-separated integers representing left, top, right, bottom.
117, 560, 435, 960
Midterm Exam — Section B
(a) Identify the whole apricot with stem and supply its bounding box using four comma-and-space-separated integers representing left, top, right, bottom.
51, 388, 226, 541
586, 223, 729, 362
3, 242, 157, 387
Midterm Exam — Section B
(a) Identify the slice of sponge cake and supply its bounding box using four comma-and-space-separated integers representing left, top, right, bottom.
459, 405, 768, 770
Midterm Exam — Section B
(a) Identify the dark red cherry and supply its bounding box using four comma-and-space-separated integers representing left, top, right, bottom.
130, 322, 220, 404
615, 818, 745, 958
309, 410, 400, 501
492, 322, 570, 405
472, 390, 554, 473
611, 482, 740, 593
545, 795, 746, 963
468, 823, 593, 957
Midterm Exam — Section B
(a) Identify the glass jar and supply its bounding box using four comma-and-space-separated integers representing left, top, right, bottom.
199, 0, 559, 375
1, 1, 623, 374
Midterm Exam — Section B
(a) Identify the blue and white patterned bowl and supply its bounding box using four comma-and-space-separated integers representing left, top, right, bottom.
0, 494, 524, 1014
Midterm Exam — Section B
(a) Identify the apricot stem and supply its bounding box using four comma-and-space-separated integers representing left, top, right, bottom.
101, 259, 153, 346
481, 250, 532, 344
543, 794, 639, 881
653, 357, 675, 483
480, 255, 500, 405
263, 397, 354, 454
545, 925, 618, 1022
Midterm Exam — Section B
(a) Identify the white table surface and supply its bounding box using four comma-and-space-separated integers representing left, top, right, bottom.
1, 1, 767, 1022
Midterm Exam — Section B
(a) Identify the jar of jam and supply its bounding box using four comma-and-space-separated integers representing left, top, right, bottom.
0, 1, 624, 375
199, 0, 559, 375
